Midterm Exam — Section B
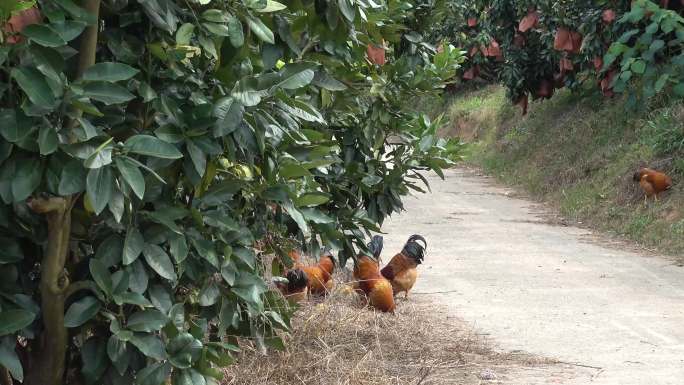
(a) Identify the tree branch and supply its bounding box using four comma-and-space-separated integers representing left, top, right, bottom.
66, 0, 102, 143
0, 367, 12, 385
64, 280, 97, 299
27, 197, 67, 214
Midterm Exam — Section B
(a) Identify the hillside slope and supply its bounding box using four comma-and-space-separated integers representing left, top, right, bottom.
439, 86, 684, 257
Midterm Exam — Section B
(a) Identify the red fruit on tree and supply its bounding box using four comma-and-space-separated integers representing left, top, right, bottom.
367, 42, 386, 65
602, 9, 616, 24
519, 10, 539, 32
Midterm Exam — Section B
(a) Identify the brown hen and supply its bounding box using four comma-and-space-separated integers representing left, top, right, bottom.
633, 168, 672, 202
353, 235, 395, 313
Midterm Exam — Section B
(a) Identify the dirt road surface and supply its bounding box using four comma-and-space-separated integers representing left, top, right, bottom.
381, 168, 684, 384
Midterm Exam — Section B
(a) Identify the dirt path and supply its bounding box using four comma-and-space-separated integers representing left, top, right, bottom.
380, 168, 684, 385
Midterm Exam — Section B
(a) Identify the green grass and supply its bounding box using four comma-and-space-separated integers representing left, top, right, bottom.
441, 85, 684, 257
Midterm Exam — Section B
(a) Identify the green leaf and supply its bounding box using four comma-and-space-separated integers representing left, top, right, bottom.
256, 0, 287, 12
115, 291, 151, 307
277, 98, 325, 123
90, 258, 113, 296
631, 60, 646, 74
233, 247, 255, 269
176, 23, 195, 45
81, 337, 107, 384
0, 47, 10, 67
64, 296, 101, 327
115, 156, 145, 199
83, 62, 139, 82
169, 234, 189, 263
50, 20, 87, 42
673, 83, 684, 96
213, 97, 244, 137
279, 163, 311, 179
187, 140, 206, 176
83, 81, 135, 105
0, 338, 23, 382
361, 174, 382, 187
221, 260, 237, 285
125, 135, 183, 159
0, 109, 31, 143
136, 362, 172, 385
11, 67, 57, 109
0, 309, 35, 336
338, 0, 356, 22
0, 237, 24, 263
55, 0, 98, 24
148, 285, 172, 314
198, 281, 220, 306
86, 166, 114, 214
246, 15, 274, 44
227, 17, 244, 47
300, 207, 334, 223
96, 235, 124, 267
123, 227, 145, 265
127, 259, 149, 293
202, 22, 231, 37
169, 304, 185, 330
21, 24, 66, 47
244, 0, 266, 9
191, 238, 219, 268
84, 139, 113, 169
138, 81, 158, 102
58, 159, 87, 195
282, 201, 309, 234
198, 34, 218, 59
233, 272, 268, 305
127, 309, 169, 332
173, 369, 206, 385
130, 334, 166, 360
295, 192, 330, 207
278, 69, 315, 90
73, 99, 104, 117
11, 158, 42, 202
38, 125, 58, 155
167, 333, 203, 369
143, 244, 178, 281
655, 74, 669, 92
107, 335, 130, 375
201, 9, 230, 22
313, 71, 347, 91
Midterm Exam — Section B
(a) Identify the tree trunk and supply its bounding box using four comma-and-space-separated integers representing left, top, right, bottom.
24, 198, 71, 385
24, 2, 102, 384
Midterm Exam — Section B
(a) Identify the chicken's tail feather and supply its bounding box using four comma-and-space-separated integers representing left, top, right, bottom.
367, 235, 384, 259
403, 234, 427, 264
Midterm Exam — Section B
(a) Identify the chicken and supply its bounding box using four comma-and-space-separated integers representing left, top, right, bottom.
633, 167, 672, 202
353, 235, 395, 313
288, 248, 335, 296
274, 268, 309, 303
380, 235, 426, 299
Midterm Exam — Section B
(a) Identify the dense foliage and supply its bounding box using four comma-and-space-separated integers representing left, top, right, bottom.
431, 0, 684, 112
0, 0, 463, 384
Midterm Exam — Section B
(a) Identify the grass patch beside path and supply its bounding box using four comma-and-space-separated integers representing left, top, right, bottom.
440, 85, 684, 258
223, 273, 554, 385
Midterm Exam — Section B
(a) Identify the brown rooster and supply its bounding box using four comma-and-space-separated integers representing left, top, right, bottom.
381, 235, 426, 299
288, 248, 335, 296
274, 268, 309, 303
353, 235, 395, 313
633, 167, 672, 202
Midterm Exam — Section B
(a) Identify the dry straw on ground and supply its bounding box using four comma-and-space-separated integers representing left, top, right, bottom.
222, 272, 552, 385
